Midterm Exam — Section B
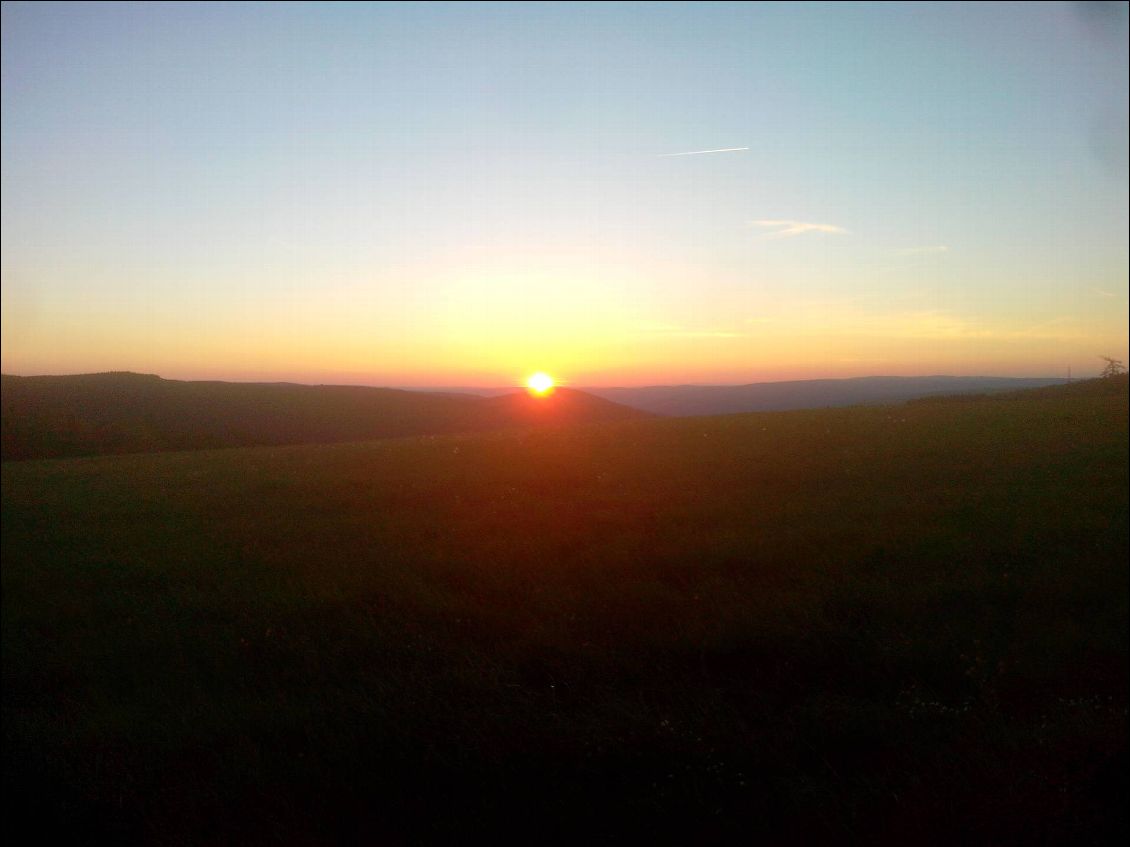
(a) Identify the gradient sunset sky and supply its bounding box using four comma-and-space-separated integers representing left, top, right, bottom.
2, 2, 1127, 386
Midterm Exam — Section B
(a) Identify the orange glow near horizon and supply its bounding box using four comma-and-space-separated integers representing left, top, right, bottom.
526, 372, 556, 396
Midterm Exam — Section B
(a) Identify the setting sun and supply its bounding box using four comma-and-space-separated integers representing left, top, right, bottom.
526, 372, 556, 396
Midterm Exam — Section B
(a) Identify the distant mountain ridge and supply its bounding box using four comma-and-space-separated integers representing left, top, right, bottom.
585, 375, 1069, 416
0, 372, 649, 461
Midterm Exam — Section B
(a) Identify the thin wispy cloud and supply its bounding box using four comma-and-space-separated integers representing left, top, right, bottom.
894, 245, 950, 256
635, 321, 745, 339
1090, 286, 1119, 298
750, 220, 848, 239
851, 311, 1085, 343
670, 330, 744, 338
790, 295, 867, 309
658, 147, 749, 157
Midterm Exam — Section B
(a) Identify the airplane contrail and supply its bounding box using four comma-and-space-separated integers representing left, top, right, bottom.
658, 146, 750, 157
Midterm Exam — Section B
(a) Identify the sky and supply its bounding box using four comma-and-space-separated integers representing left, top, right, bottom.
2, 1, 1127, 387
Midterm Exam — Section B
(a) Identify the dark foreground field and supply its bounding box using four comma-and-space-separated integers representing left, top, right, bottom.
3, 378, 1127, 844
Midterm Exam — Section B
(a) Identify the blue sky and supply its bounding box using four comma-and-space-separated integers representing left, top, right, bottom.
2, 2, 1127, 385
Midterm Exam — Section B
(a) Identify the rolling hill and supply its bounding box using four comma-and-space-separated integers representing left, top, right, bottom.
587, 374, 1068, 416
3, 377, 1126, 843
0, 372, 650, 461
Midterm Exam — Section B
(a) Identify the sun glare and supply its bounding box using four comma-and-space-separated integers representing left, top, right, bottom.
526, 372, 556, 396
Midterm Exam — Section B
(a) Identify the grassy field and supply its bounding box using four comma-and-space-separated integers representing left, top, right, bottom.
3, 378, 1127, 844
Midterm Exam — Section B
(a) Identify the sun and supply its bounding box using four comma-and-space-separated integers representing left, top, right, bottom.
526, 372, 556, 396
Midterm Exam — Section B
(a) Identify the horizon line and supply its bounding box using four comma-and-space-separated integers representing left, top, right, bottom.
1, 369, 1078, 391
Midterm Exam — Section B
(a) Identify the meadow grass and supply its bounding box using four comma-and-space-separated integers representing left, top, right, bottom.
3, 379, 1127, 843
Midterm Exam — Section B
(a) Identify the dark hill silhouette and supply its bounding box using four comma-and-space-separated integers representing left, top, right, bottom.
907, 372, 1129, 404
475, 387, 652, 427
0, 372, 651, 461
587, 375, 1068, 416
